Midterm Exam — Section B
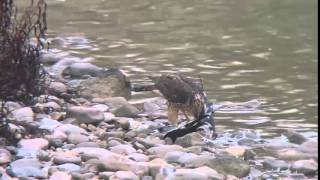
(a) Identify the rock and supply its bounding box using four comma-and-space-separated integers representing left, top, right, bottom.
175, 132, 204, 147
146, 158, 173, 177
104, 97, 130, 110
39, 118, 62, 132
283, 129, 308, 144
99, 172, 115, 179
141, 176, 153, 180
0, 149, 11, 164
49, 82, 68, 95
78, 68, 131, 100
244, 149, 256, 161
43, 102, 62, 111
3, 101, 22, 111
205, 156, 250, 178
67, 133, 89, 144
76, 142, 100, 148
18, 138, 49, 150
177, 153, 199, 165
238, 138, 256, 146
108, 140, 123, 147
297, 140, 318, 155
127, 153, 149, 162
143, 102, 161, 113
148, 145, 185, 158
8, 158, 48, 178
63, 62, 103, 78
180, 155, 213, 168
166, 166, 224, 180
113, 104, 140, 118
104, 112, 116, 122
277, 148, 315, 161
111, 171, 139, 180
53, 151, 82, 165
11, 107, 34, 123
50, 171, 72, 180
224, 146, 246, 157
291, 159, 318, 176
91, 104, 109, 112
55, 124, 88, 135
262, 159, 289, 170
57, 163, 81, 172
164, 151, 185, 163
110, 144, 137, 155
67, 106, 104, 124
73, 147, 149, 176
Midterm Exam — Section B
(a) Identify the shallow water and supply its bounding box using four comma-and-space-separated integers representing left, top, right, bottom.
37, 0, 318, 137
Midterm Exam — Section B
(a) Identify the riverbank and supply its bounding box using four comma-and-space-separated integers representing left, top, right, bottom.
0, 50, 318, 179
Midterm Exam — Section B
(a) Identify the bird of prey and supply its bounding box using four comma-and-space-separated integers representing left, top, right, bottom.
149, 73, 207, 125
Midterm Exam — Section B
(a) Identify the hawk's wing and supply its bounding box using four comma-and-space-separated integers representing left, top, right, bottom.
150, 74, 203, 104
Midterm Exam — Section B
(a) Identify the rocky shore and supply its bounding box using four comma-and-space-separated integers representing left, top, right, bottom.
0, 49, 318, 180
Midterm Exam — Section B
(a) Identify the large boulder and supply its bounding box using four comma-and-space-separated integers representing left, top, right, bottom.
78, 68, 131, 100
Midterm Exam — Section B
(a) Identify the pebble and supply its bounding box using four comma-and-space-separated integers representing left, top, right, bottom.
175, 132, 204, 147
67, 106, 105, 124
67, 133, 89, 144
49, 171, 72, 180
11, 107, 34, 122
110, 144, 137, 155
0, 149, 11, 164
113, 104, 140, 118
111, 171, 139, 180
262, 159, 289, 170
291, 159, 318, 176
147, 145, 185, 158
8, 158, 48, 178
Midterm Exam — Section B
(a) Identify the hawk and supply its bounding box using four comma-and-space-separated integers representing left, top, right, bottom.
149, 73, 207, 125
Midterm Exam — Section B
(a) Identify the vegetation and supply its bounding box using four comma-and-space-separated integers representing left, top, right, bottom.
0, 0, 47, 143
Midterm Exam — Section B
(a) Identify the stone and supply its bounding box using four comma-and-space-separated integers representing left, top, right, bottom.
148, 145, 185, 158
0, 148, 11, 164
175, 132, 204, 147
91, 104, 109, 112
18, 138, 49, 150
166, 166, 224, 180
277, 148, 315, 161
67, 106, 104, 124
56, 163, 81, 172
3, 101, 22, 111
50, 171, 72, 180
177, 153, 199, 165
205, 156, 250, 178
164, 151, 185, 163
55, 124, 88, 135
67, 133, 89, 144
291, 159, 318, 176
181, 155, 213, 168
78, 68, 131, 100
99, 172, 115, 179
11, 107, 34, 123
283, 129, 308, 144
53, 151, 82, 165
49, 82, 68, 95
146, 158, 173, 177
108, 140, 123, 147
39, 117, 62, 132
127, 153, 149, 162
63, 62, 103, 78
110, 144, 137, 155
43, 102, 62, 111
111, 171, 139, 180
224, 146, 246, 157
73, 147, 149, 176
104, 97, 130, 110
8, 158, 48, 178
244, 149, 256, 161
76, 142, 100, 148
238, 138, 256, 146
143, 102, 161, 113
297, 140, 318, 155
262, 159, 289, 170
113, 104, 140, 118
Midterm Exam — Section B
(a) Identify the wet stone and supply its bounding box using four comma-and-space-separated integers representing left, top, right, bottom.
262, 159, 289, 170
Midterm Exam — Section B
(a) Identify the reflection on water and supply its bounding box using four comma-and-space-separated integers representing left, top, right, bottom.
40, 0, 318, 136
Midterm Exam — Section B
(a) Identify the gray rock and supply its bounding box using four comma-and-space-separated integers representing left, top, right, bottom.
49, 82, 68, 95
3, 101, 22, 111
180, 155, 213, 168
0, 149, 11, 164
283, 129, 308, 144
175, 132, 204, 148
63, 62, 103, 78
18, 138, 49, 150
205, 156, 250, 178
110, 144, 137, 155
143, 102, 161, 113
99, 172, 115, 180
76, 142, 100, 148
127, 153, 150, 162
78, 68, 131, 100
104, 97, 130, 110
291, 159, 318, 176
67, 106, 104, 124
39, 117, 62, 132
56, 163, 81, 172
53, 155, 82, 165
67, 134, 89, 145
164, 151, 185, 163
262, 159, 289, 170
112, 171, 139, 180
113, 104, 140, 118
244, 149, 256, 161
297, 140, 318, 154
8, 158, 48, 178
141, 176, 153, 180
166, 166, 224, 180
238, 138, 256, 146
91, 104, 109, 112
55, 124, 88, 135
148, 145, 185, 158
277, 148, 315, 161
11, 107, 34, 123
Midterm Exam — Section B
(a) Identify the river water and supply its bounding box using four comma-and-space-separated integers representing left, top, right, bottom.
43, 0, 317, 138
